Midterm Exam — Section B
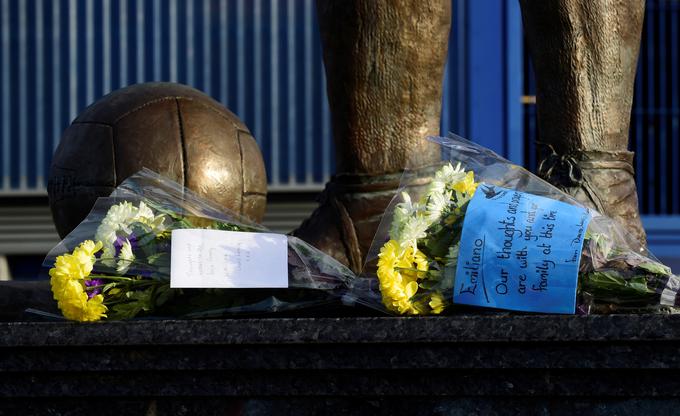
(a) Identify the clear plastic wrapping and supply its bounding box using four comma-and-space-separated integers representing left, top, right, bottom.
363, 135, 679, 315
43, 169, 359, 321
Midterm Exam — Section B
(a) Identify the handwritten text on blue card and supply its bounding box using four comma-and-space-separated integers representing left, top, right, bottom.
453, 184, 591, 314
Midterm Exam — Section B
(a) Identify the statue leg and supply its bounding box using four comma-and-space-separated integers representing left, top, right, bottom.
520, 0, 647, 245
293, 0, 451, 272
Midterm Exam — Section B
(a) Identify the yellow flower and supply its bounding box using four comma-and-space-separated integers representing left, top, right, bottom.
49, 252, 88, 282
428, 292, 446, 314
377, 240, 429, 315
451, 171, 478, 195
49, 240, 107, 322
54, 282, 107, 322
77, 240, 104, 257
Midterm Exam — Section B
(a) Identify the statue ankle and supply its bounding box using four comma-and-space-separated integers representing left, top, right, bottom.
538, 147, 646, 246
292, 169, 436, 274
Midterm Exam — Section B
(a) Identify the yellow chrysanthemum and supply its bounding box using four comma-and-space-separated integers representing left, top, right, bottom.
49, 240, 107, 322
49, 252, 88, 282
377, 240, 429, 315
53, 279, 107, 322
451, 171, 478, 195
428, 292, 446, 314
78, 240, 104, 257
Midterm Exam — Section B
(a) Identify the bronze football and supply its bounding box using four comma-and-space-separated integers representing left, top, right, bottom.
48, 82, 267, 238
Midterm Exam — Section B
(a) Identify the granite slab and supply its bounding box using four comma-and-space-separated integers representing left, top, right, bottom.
1, 315, 680, 415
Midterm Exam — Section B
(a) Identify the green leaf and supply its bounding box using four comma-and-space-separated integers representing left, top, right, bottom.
102, 282, 118, 293
147, 252, 170, 267
589, 232, 613, 259
153, 284, 176, 307
638, 261, 672, 276
108, 287, 155, 320
210, 221, 243, 232
628, 276, 652, 293
583, 271, 655, 298
421, 222, 458, 260
109, 302, 144, 320
584, 270, 626, 290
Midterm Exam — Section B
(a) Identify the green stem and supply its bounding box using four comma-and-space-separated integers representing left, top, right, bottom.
97, 257, 159, 267
88, 274, 134, 281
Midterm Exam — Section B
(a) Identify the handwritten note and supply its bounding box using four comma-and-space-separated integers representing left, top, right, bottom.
453, 183, 591, 314
170, 229, 288, 289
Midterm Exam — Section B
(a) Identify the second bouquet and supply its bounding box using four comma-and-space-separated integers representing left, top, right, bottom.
365, 135, 679, 316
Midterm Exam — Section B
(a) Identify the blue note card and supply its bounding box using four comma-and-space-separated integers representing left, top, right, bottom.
453, 183, 592, 314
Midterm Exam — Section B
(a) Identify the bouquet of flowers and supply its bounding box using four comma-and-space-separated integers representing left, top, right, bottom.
366, 135, 679, 315
44, 169, 358, 322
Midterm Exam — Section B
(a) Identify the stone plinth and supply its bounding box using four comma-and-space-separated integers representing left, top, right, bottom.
2, 315, 680, 415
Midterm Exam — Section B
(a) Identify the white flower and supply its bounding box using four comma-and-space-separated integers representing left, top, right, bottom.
390, 192, 422, 242
94, 201, 166, 270
96, 201, 137, 267
435, 162, 466, 186
398, 215, 431, 251
136, 201, 155, 220
95, 201, 137, 245
425, 178, 446, 200
425, 162, 464, 198
100, 245, 117, 268
396, 192, 419, 218
425, 189, 452, 223
420, 163, 465, 214
389, 163, 471, 250
116, 239, 135, 274
445, 243, 460, 267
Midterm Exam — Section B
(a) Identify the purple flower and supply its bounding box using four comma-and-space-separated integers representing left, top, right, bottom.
85, 279, 105, 299
113, 233, 138, 257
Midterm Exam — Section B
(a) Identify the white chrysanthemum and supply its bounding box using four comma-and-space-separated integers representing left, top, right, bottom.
390, 164, 470, 249
445, 243, 460, 267
95, 201, 166, 269
95, 202, 138, 267
396, 192, 419, 217
425, 189, 452, 222
425, 162, 477, 218
397, 215, 431, 251
99, 245, 117, 268
422, 163, 464, 209
96, 202, 137, 243
134, 201, 167, 234
425, 178, 447, 200
136, 201, 155, 220
116, 239, 135, 274
390, 192, 422, 241
434, 162, 466, 185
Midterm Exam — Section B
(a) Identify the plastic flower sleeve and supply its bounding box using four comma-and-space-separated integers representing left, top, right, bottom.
43, 169, 361, 321
362, 135, 679, 315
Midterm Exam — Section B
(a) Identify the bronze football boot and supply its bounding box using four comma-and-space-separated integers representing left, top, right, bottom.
520, 0, 647, 246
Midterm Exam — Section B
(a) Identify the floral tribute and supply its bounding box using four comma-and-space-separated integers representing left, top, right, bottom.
49, 200, 184, 321
376, 161, 679, 316
45, 169, 355, 322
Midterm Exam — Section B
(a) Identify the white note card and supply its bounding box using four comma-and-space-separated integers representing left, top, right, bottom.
170, 229, 288, 289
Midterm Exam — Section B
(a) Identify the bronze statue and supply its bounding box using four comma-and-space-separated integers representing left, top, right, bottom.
293, 0, 451, 273
48, 83, 267, 238
296, 0, 647, 273
520, 0, 647, 246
